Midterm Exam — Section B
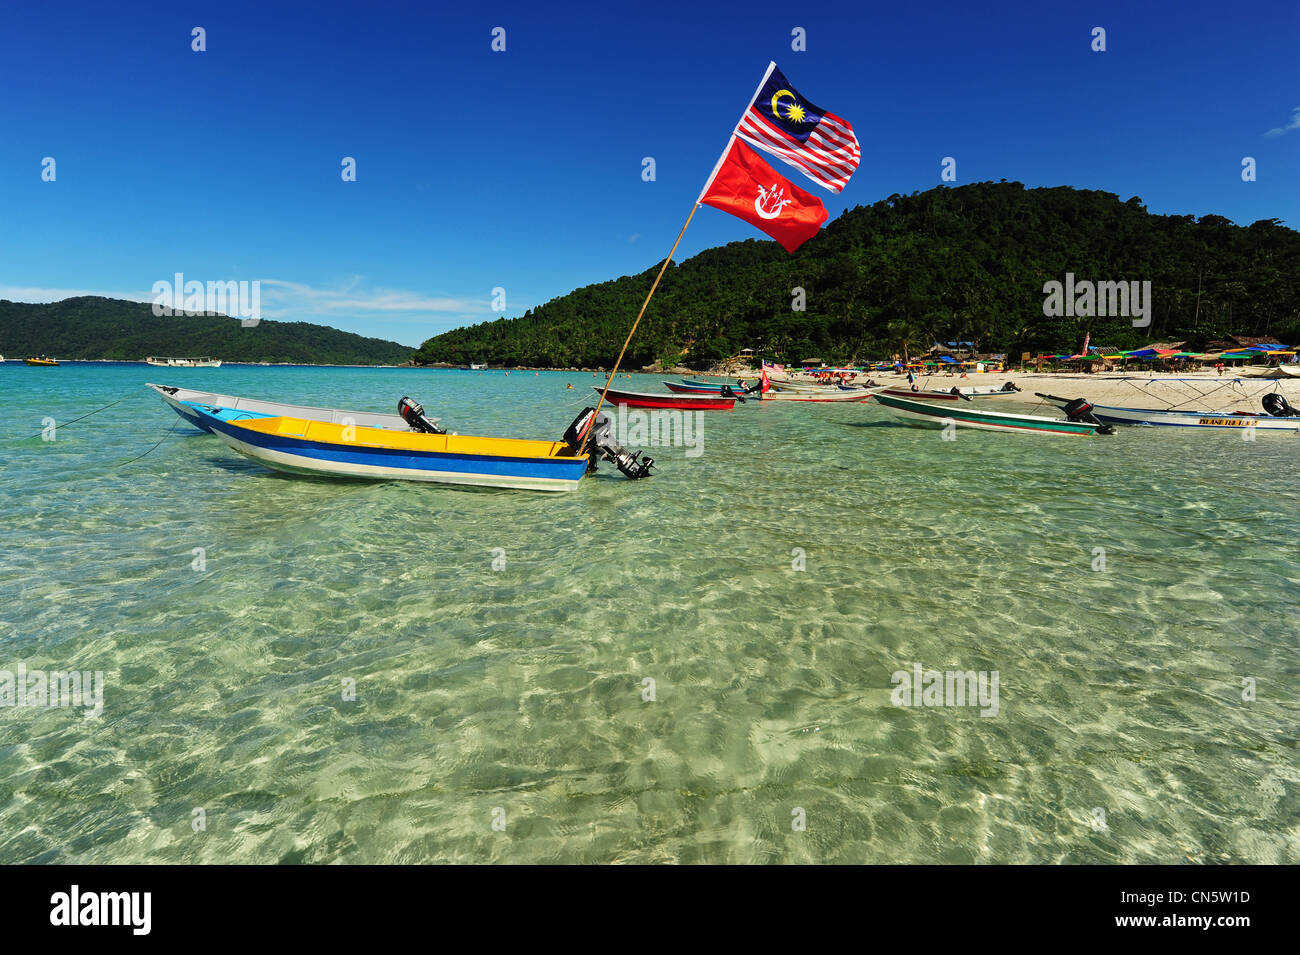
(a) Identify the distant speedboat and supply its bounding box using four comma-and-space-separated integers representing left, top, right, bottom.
25, 356, 58, 366
145, 357, 222, 367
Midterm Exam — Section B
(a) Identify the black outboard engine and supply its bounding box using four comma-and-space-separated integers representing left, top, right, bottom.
1262, 393, 1300, 417
397, 397, 446, 434
561, 407, 654, 479
719, 384, 747, 403
1001, 380, 1020, 392
1043, 394, 1116, 435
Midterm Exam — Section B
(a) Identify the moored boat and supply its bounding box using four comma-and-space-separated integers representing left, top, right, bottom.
1038, 392, 1300, 431
195, 406, 592, 491
760, 386, 874, 403
664, 380, 759, 397
1254, 365, 1300, 379
145, 357, 222, 367
878, 383, 1021, 401
594, 386, 737, 410
147, 383, 429, 433
875, 392, 1108, 435
25, 356, 59, 366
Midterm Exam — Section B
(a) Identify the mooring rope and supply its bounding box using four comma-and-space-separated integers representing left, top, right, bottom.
8, 391, 139, 441
111, 416, 183, 467
10, 389, 182, 466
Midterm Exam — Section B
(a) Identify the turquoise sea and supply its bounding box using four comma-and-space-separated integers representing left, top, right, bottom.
1, 362, 1296, 863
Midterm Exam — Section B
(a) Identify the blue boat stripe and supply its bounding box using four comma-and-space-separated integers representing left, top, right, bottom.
205, 414, 586, 480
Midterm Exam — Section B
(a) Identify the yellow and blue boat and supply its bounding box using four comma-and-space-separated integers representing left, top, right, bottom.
192, 405, 591, 491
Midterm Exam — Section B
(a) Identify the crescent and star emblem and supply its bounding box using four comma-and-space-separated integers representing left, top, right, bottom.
770, 89, 808, 124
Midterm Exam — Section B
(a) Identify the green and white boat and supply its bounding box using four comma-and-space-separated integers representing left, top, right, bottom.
874, 392, 1110, 436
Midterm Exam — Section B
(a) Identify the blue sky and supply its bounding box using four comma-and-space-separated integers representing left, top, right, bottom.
1, 0, 1297, 346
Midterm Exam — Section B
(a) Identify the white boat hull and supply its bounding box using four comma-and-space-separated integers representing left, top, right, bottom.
1091, 404, 1300, 431
761, 387, 875, 402
146, 383, 424, 430
146, 358, 222, 367
876, 393, 1101, 435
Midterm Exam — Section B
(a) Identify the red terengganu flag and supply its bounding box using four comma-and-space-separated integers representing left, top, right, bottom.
698, 139, 828, 253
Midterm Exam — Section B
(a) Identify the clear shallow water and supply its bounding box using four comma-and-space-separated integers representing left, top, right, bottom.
0, 362, 1296, 864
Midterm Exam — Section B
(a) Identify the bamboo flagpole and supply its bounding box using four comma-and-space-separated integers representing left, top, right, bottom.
587, 201, 700, 430
585, 62, 779, 442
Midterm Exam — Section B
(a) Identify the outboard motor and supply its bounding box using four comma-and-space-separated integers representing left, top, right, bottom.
561, 407, 654, 479
1001, 380, 1020, 392
1262, 393, 1300, 417
397, 397, 445, 434
1040, 394, 1116, 435
719, 384, 746, 403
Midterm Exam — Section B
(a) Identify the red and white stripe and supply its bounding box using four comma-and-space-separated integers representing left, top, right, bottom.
737, 109, 860, 193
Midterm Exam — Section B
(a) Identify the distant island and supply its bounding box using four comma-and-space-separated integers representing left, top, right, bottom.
0, 296, 414, 365
414, 181, 1300, 369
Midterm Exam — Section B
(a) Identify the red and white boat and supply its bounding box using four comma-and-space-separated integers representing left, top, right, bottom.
593, 387, 737, 410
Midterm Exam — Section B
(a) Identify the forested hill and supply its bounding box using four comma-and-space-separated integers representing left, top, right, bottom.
414, 181, 1300, 368
0, 297, 414, 364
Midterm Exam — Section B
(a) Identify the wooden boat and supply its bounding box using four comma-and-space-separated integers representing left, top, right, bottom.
877, 384, 1021, 401
664, 380, 758, 396
147, 383, 426, 432
193, 406, 589, 491
762, 366, 871, 387
594, 386, 736, 410
1254, 365, 1300, 379
25, 356, 58, 366
760, 386, 874, 403
875, 392, 1106, 435
145, 357, 222, 367
1039, 393, 1300, 431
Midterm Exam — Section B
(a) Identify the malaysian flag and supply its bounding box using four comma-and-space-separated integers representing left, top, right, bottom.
735, 62, 860, 194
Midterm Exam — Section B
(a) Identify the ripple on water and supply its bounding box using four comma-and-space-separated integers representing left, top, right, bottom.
1, 366, 1298, 862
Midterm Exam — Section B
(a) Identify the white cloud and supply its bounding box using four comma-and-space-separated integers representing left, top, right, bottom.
1264, 106, 1300, 138
0, 277, 500, 324
256, 278, 489, 317
0, 285, 154, 303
